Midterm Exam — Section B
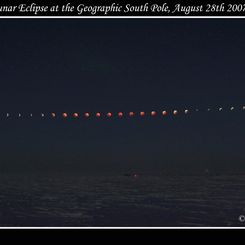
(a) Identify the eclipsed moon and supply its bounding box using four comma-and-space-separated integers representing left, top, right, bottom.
73, 113, 79, 118
107, 112, 112, 118
118, 112, 123, 117
151, 111, 156, 116
62, 113, 68, 118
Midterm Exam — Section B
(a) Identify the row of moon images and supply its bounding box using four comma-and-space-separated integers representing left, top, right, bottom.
3, 106, 245, 119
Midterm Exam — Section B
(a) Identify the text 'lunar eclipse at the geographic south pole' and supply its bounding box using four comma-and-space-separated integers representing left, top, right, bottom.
3, 106, 245, 119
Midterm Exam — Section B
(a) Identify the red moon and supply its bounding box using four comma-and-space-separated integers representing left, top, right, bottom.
84, 112, 90, 118
96, 112, 101, 117
173, 110, 178, 115
162, 110, 167, 116
151, 111, 157, 116
73, 113, 79, 118
140, 111, 145, 117
62, 113, 68, 118
118, 112, 123, 118
107, 112, 112, 118
129, 112, 134, 117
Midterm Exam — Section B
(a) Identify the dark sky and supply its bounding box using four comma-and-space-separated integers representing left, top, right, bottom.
0, 19, 245, 174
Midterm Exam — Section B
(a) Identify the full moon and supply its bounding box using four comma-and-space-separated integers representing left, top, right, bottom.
107, 112, 112, 118
84, 112, 90, 118
173, 110, 178, 115
151, 111, 156, 116
118, 112, 123, 118
73, 113, 79, 118
62, 113, 68, 118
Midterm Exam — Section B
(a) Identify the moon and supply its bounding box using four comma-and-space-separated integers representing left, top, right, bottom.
73, 113, 79, 118
151, 111, 156, 116
84, 112, 90, 118
118, 112, 123, 118
107, 112, 112, 118
62, 112, 68, 118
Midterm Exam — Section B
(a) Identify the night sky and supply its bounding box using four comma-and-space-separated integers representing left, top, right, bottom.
0, 19, 245, 174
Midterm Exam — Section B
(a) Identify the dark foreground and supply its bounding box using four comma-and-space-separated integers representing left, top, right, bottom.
0, 173, 245, 227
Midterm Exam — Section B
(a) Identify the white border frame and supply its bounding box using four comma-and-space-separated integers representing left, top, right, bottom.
0, 14, 244, 229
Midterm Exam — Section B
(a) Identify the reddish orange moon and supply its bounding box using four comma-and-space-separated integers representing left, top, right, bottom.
62, 113, 68, 118
84, 112, 90, 118
173, 110, 178, 115
151, 111, 157, 116
107, 112, 112, 117
51, 113, 56, 118
140, 111, 145, 116
73, 113, 79, 118
96, 112, 101, 117
118, 112, 123, 117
